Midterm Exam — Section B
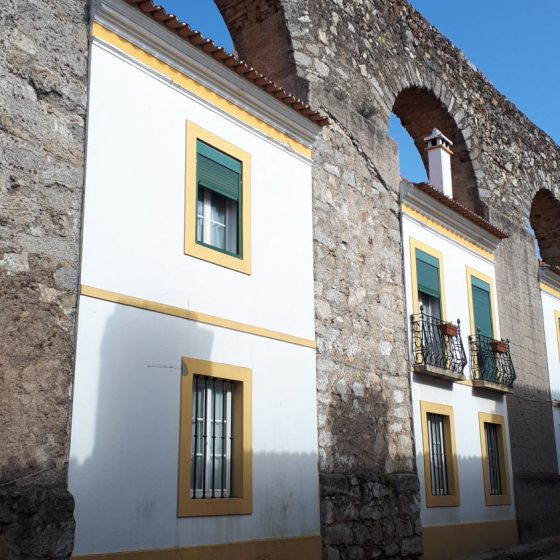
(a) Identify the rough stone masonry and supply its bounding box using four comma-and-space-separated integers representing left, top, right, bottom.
217, 0, 560, 557
1, 0, 559, 559
0, 0, 88, 557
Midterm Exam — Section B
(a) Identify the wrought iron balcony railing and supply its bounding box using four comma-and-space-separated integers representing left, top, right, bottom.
469, 331, 516, 388
411, 307, 467, 377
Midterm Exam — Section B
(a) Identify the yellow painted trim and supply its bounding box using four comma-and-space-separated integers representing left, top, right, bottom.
466, 266, 499, 339
556, 310, 560, 360
72, 535, 321, 560
80, 285, 316, 349
540, 281, 560, 300
478, 412, 512, 506
402, 204, 494, 262
178, 357, 252, 517
419, 401, 460, 507
91, 23, 311, 159
185, 122, 252, 274
422, 519, 518, 560
409, 237, 447, 320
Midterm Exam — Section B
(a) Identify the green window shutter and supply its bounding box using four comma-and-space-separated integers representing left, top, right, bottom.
472, 278, 493, 338
416, 248, 440, 298
197, 140, 241, 201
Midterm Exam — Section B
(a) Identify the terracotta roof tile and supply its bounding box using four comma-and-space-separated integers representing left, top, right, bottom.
404, 179, 509, 239
124, 0, 330, 127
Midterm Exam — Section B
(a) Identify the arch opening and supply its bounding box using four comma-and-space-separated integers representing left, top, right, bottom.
392, 87, 481, 215
530, 189, 560, 267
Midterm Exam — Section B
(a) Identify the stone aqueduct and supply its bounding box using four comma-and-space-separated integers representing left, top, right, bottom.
0, 0, 559, 558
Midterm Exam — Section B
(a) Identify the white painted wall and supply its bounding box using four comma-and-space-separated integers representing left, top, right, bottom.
69, 297, 320, 555
402, 215, 516, 526
69, 38, 320, 555
540, 288, 560, 469
81, 41, 316, 340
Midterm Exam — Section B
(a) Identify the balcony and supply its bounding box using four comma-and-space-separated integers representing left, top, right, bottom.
411, 307, 467, 381
468, 331, 516, 393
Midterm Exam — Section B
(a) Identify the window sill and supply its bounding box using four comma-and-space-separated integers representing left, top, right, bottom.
472, 379, 512, 394
413, 363, 465, 383
426, 494, 460, 508
178, 496, 252, 517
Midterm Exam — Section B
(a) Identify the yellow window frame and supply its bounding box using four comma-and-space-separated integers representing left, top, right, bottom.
555, 310, 560, 360
409, 238, 447, 320
178, 357, 252, 517
420, 401, 460, 507
185, 121, 252, 274
478, 412, 511, 506
466, 266, 499, 338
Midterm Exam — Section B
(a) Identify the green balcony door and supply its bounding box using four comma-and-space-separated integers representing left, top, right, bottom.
471, 277, 496, 380
416, 249, 442, 319
471, 277, 493, 338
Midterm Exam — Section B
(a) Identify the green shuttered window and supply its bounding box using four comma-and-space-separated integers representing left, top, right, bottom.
197, 141, 241, 202
471, 278, 493, 338
196, 140, 242, 256
416, 249, 440, 298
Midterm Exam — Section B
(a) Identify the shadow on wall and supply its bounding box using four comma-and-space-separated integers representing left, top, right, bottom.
68, 303, 322, 556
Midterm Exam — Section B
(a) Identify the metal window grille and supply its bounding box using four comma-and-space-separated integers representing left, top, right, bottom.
427, 413, 449, 496
484, 423, 503, 495
190, 374, 233, 499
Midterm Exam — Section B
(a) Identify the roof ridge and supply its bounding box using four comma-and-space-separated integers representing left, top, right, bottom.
124, 0, 329, 127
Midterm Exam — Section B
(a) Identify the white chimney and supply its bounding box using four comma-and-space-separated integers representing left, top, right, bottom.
424, 128, 453, 198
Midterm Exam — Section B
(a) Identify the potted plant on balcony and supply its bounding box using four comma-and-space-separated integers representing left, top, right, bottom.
492, 339, 507, 353
438, 321, 458, 337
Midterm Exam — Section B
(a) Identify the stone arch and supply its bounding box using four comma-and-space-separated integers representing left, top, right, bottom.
214, 0, 308, 100
530, 188, 560, 266
392, 86, 481, 214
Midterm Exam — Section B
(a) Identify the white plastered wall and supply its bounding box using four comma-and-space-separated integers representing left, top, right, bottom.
81, 41, 315, 340
69, 298, 320, 555
69, 40, 319, 554
402, 216, 516, 527
540, 288, 560, 470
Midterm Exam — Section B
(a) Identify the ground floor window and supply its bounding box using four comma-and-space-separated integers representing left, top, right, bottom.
420, 401, 460, 507
178, 357, 252, 517
478, 412, 511, 506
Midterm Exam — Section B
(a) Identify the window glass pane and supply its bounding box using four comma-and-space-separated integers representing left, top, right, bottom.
190, 374, 233, 499
485, 423, 503, 495
196, 188, 204, 243
427, 413, 449, 496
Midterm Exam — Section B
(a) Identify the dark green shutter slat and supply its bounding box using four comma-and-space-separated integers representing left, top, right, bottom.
196, 141, 240, 201
416, 249, 440, 298
471, 276, 490, 292
472, 283, 493, 338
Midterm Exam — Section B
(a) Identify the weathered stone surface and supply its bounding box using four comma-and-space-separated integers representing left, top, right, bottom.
0, 0, 88, 556
216, 0, 560, 554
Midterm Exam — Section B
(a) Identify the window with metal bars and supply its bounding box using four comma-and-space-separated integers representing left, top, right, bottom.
427, 413, 449, 496
484, 423, 503, 495
190, 374, 234, 499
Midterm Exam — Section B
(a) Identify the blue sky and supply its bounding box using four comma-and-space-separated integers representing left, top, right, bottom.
159, 0, 559, 182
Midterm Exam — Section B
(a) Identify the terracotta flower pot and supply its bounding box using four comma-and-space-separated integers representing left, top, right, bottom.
492, 340, 507, 354
438, 322, 458, 337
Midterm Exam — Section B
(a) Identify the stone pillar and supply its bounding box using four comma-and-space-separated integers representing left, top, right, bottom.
0, 0, 89, 557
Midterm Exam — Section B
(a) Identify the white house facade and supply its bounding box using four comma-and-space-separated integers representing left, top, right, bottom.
400, 131, 518, 560
540, 267, 560, 470
68, 1, 325, 558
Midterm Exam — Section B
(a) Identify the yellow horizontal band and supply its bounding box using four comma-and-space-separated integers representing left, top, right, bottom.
540, 281, 560, 299
91, 23, 311, 159
80, 285, 316, 349
73, 535, 321, 560
402, 204, 494, 261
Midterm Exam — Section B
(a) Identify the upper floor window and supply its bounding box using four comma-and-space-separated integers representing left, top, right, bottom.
196, 140, 241, 256
185, 122, 251, 274
470, 275, 494, 338
416, 248, 442, 319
